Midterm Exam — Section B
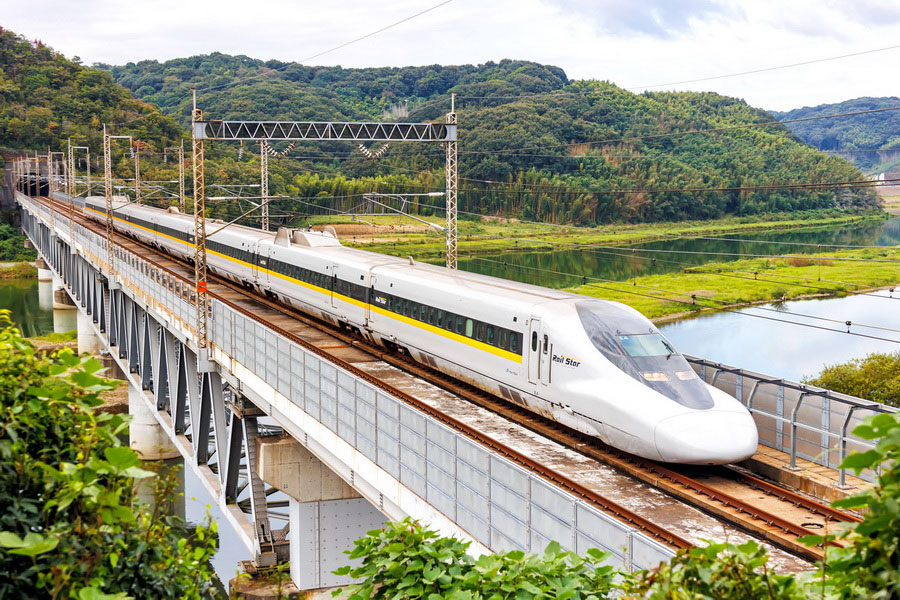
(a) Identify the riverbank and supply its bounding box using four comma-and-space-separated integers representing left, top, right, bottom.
340, 211, 889, 259
0, 261, 36, 278
561, 246, 900, 322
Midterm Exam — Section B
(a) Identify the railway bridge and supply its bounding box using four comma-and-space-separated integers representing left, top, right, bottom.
13, 186, 895, 592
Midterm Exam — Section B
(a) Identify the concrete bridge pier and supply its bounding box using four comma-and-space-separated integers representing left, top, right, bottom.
256, 436, 387, 593
35, 257, 52, 282
76, 309, 101, 354
38, 278, 53, 311
128, 383, 180, 461
52, 272, 77, 333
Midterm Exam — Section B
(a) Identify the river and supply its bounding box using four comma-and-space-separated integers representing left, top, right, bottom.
450, 216, 900, 288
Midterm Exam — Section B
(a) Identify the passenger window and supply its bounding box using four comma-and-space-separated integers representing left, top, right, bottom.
465, 319, 473, 337
419, 304, 426, 321
456, 315, 464, 334
487, 326, 496, 345
531, 331, 538, 352
499, 329, 508, 349
511, 333, 520, 353
427, 307, 435, 325
436, 310, 444, 328
475, 322, 485, 341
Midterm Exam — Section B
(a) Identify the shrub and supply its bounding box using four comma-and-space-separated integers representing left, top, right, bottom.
0, 312, 219, 598
804, 352, 900, 407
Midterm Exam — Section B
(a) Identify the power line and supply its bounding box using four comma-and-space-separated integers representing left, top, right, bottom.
626, 44, 900, 90
202, 0, 454, 93
657, 232, 897, 250
405, 45, 900, 109
448, 106, 900, 157
472, 257, 900, 343
463, 233, 900, 302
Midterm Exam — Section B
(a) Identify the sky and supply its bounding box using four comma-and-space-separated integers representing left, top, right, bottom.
3, 0, 900, 111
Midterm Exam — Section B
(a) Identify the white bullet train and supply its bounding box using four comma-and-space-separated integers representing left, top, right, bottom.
84, 197, 758, 464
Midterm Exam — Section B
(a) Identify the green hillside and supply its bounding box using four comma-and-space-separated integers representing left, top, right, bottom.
0, 30, 183, 154
0, 29, 881, 226
774, 97, 900, 172
102, 54, 880, 223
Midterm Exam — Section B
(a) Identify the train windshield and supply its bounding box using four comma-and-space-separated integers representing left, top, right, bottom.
617, 333, 675, 357
577, 301, 713, 409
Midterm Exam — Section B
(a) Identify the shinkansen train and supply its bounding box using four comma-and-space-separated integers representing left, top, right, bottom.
83, 196, 758, 464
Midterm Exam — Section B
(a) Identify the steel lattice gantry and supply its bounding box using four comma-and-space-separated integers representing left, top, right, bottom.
189, 98, 460, 353
193, 120, 456, 142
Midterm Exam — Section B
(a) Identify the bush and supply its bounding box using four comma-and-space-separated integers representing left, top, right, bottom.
804, 352, 900, 407
334, 410, 900, 600
0, 312, 219, 598
336, 519, 617, 600
819, 411, 900, 599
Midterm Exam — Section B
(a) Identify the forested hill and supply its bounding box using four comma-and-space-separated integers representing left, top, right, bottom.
0, 29, 183, 153
102, 54, 879, 222
774, 97, 900, 172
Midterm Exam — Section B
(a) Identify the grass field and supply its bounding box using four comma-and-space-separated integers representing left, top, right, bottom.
331, 211, 889, 259
311, 210, 899, 321
562, 247, 900, 321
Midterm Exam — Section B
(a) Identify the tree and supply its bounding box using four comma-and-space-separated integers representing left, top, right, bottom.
804, 352, 900, 407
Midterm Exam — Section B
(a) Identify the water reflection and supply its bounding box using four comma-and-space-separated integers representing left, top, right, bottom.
451, 217, 900, 288
660, 290, 900, 382
0, 278, 54, 336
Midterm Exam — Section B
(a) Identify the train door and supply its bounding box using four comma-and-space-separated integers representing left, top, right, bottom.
330, 264, 339, 308
540, 332, 552, 386
527, 317, 541, 384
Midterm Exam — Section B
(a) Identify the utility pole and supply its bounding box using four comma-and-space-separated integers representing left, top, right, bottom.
260, 140, 269, 231
67, 139, 75, 196
179, 140, 185, 211
103, 124, 114, 271
49, 151, 65, 193
32, 150, 39, 197
103, 125, 132, 273
445, 93, 458, 270
134, 145, 141, 204
191, 88, 209, 351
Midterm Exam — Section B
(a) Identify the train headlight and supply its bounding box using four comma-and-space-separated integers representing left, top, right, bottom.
642, 371, 669, 382
675, 370, 697, 380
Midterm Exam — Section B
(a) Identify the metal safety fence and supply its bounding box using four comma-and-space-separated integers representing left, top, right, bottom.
687, 356, 896, 485
212, 299, 674, 570
20, 192, 673, 571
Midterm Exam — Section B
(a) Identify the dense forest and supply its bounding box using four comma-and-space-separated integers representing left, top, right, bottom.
0, 29, 183, 154
774, 96, 900, 172
0, 27, 882, 228
101, 53, 881, 223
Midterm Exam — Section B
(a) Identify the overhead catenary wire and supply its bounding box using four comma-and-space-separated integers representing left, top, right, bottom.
441, 106, 900, 158
477, 234, 900, 301
471, 257, 900, 343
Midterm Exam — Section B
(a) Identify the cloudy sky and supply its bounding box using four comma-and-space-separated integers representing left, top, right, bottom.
4, 0, 899, 111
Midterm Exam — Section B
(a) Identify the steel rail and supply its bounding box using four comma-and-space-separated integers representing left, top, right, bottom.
37, 195, 692, 553
41, 194, 863, 563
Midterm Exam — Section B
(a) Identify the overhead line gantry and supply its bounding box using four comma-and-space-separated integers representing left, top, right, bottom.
189, 90, 458, 352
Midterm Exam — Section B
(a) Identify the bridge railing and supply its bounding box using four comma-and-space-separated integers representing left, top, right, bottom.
687, 356, 896, 485
211, 297, 673, 570
20, 192, 675, 571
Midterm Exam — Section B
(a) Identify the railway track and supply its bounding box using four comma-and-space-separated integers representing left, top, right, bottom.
42, 196, 861, 564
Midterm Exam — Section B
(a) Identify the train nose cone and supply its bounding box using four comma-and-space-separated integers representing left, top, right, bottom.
654, 411, 758, 464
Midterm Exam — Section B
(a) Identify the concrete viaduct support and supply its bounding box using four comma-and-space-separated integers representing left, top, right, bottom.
257, 436, 386, 590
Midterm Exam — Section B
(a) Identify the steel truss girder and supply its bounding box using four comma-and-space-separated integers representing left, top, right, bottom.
194, 120, 456, 142
21, 207, 280, 561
